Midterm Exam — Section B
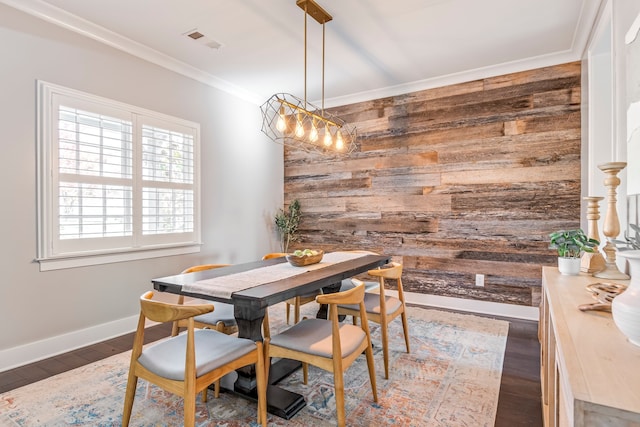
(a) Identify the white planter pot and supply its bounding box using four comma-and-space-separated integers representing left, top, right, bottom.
557, 257, 580, 275
612, 250, 640, 347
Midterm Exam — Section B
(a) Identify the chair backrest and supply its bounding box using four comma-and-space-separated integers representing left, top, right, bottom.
368, 262, 402, 280
134, 291, 215, 362
262, 253, 288, 260
367, 262, 405, 304
140, 291, 214, 323
316, 282, 365, 306
181, 264, 230, 274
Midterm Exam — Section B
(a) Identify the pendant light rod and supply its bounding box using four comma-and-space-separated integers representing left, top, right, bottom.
298, 0, 331, 112
322, 22, 325, 113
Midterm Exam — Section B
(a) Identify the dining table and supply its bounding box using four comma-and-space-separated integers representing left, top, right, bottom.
151, 251, 391, 419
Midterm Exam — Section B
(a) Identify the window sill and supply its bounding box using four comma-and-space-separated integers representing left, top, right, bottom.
36, 245, 201, 271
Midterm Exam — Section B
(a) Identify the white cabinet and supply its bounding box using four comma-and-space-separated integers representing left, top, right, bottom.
540, 267, 640, 426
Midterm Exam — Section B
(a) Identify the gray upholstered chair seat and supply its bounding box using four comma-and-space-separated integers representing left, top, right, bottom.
269, 318, 366, 358
193, 302, 236, 327
339, 278, 379, 293
338, 292, 402, 315
138, 329, 256, 381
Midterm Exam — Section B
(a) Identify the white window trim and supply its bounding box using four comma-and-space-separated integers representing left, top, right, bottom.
36, 81, 202, 271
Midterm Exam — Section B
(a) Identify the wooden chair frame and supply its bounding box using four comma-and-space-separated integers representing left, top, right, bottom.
264, 283, 377, 427
337, 262, 410, 379
122, 291, 267, 427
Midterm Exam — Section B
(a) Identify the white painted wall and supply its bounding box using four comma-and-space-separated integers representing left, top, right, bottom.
0, 3, 283, 370
618, 1, 640, 196
584, 4, 613, 204
584, 0, 640, 248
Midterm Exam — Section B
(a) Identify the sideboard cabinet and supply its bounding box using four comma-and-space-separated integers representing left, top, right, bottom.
540, 267, 640, 426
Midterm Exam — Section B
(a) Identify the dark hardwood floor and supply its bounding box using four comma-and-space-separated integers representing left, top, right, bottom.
0, 311, 542, 426
494, 316, 543, 426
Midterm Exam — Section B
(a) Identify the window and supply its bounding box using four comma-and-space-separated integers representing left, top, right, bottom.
37, 81, 201, 270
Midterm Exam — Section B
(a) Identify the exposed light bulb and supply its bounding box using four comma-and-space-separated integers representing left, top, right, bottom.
323, 125, 332, 146
336, 130, 344, 150
295, 113, 305, 138
309, 119, 319, 142
276, 106, 287, 132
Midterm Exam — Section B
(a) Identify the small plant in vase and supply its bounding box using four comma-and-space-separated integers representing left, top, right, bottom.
549, 229, 599, 275
274, 199, 301, 253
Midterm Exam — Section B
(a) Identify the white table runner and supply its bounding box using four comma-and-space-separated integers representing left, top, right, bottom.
182, 251, 371, 299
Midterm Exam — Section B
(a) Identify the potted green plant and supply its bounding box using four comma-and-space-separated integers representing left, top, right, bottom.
549, 229, 599, 275
274, 199, 301, 253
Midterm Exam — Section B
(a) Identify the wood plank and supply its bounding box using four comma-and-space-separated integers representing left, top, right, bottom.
300, 216, 439, 233
403, 256, 543, 279
285, 152, 438, 177
441, 163, 580, 185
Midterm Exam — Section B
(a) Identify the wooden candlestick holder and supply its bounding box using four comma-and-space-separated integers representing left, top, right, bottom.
581, 196, 606, 274
594, 162, 630, 280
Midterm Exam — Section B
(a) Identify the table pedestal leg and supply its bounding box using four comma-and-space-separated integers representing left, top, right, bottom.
316, 281, 346, 320
230, 306, 306, 419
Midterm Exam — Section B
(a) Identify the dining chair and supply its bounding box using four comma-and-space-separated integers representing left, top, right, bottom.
264, 282, 377, 427
171, 263, 270, 397
122, 291, 267, 427
337, 262, 410, 379
262, 252, 320, 324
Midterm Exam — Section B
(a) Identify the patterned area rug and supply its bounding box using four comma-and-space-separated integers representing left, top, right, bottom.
0, 303, 508, 426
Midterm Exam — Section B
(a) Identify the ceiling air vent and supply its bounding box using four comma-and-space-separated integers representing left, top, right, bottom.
183, 29, 222, 50
187, 31, 204, 40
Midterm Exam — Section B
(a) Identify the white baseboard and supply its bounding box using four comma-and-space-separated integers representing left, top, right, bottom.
393, 290, 540, 321
0, 314, 140, 373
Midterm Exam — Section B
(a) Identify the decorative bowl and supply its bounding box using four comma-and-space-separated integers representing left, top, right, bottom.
286, 250, 324, 267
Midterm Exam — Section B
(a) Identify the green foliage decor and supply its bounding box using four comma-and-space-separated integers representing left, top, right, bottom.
549, 229, 599, 258
274, 199, 301, 253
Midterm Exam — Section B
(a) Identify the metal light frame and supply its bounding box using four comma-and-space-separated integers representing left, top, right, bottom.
260, 0, 358, 155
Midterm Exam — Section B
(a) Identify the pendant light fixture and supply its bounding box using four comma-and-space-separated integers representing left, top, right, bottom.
260, 0, 358, 155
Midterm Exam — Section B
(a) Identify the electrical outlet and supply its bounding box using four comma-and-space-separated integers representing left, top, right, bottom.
475, 274, 485, 287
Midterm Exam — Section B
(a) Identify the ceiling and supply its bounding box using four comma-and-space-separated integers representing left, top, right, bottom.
5, 0, 601, 106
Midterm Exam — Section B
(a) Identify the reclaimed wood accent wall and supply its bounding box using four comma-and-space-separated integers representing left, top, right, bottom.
284, 62, 582, 307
